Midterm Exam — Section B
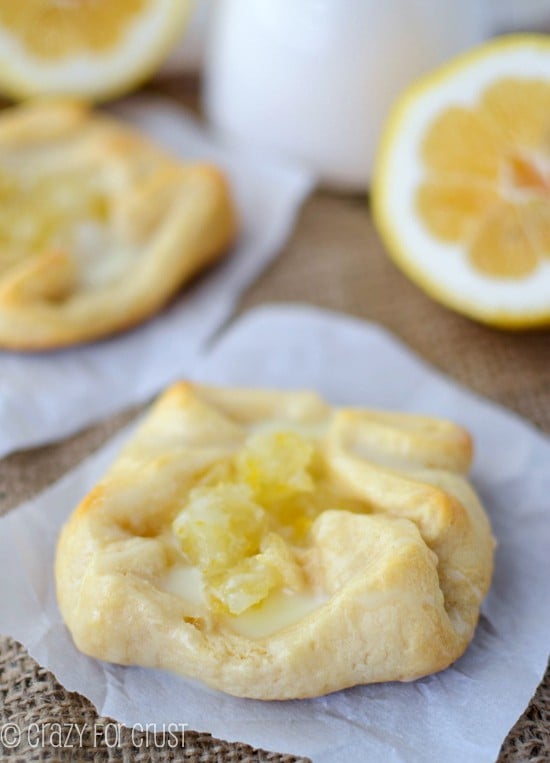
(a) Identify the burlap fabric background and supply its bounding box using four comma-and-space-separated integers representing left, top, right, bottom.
1, 77, 549, 761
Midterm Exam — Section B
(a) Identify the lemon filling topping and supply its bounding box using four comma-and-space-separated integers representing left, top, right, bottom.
0, 164, 143, 291
172, 431, 365, 617
0, 167, 108, 271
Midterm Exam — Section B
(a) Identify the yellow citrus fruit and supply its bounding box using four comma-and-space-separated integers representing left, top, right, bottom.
0, 0, 193, 102
372, 35, 550, 329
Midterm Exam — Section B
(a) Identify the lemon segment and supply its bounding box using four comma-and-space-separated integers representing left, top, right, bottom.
0, 0, 193, 101
372, 35, 550, 329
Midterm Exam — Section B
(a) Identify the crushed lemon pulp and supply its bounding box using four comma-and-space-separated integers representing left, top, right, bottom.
172, 431, 366, 616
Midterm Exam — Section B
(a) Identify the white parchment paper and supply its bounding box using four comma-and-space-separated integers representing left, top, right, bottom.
1, 305, 549, 763
0, 100, 313, 459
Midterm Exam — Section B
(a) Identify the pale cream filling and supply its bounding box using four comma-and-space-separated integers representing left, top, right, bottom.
161, 563, 327, 639
72, 221, 138, 289
225, 588, 327, 638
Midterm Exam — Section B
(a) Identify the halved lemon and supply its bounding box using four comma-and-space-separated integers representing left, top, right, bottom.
0, 0, 193, 102
372, 35, 550, 329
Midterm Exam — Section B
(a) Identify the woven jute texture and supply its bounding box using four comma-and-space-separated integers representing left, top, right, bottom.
1, 78, 549, 761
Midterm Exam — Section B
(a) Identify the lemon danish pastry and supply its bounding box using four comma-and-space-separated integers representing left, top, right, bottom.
0, 100, 236, 349
56, 383, 494, 699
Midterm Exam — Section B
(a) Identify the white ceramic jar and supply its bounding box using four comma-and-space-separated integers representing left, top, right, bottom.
204, 0, 491, 190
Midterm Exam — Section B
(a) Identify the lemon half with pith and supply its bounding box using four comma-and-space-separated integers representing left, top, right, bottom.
0, 0, 193, 102
372, 35, 550, 329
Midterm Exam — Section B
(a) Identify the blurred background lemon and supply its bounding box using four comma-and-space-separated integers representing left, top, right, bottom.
0, 0, 193, 100
372, 36, 550, 329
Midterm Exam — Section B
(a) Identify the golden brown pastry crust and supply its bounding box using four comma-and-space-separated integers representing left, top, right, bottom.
55, 383, 495, 700
0, 100, 236, 350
